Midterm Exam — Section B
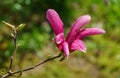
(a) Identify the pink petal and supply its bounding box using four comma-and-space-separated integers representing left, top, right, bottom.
54, 33, 64, 45
66, 15, 91, 45
77, 28, 106, 39
46, 9, 64, 35
62, 41, 70, 58
70, 39, 86, 53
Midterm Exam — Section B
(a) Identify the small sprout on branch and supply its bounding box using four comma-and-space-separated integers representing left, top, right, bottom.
59, 54, 65, 61
47, 55, 51, 59
11, 33, 15, 39
2, 21, 15, 31
17, 24, 25, 31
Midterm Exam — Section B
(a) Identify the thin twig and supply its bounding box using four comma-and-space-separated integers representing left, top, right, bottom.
1, 22, 63, 78
9, 31, 17, 72
1, 53, 62, 78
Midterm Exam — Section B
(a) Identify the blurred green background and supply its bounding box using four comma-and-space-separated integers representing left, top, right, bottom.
0, 0, 120, 78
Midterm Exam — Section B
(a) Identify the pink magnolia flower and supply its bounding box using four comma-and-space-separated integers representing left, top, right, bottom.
46, 9, 105, 58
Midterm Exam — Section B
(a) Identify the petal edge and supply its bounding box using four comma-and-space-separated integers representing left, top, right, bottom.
77, 28, 105, 39
54, 33, 64, 44
70, 39, 86, 53
66, 15, 91, 45
46, 9, 64, 35
62, 41, 70, 58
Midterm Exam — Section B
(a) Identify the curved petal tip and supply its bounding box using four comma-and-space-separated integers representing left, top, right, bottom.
46, 9, 64, 35
82, 14, 91, 22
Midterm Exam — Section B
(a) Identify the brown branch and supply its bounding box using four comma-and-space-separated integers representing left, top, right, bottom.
1, 22, 63, 78
1, 53, 62, 78
9, 31, 17, 72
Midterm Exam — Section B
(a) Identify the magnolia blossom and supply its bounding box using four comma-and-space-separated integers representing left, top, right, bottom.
46, 9, 105, 57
